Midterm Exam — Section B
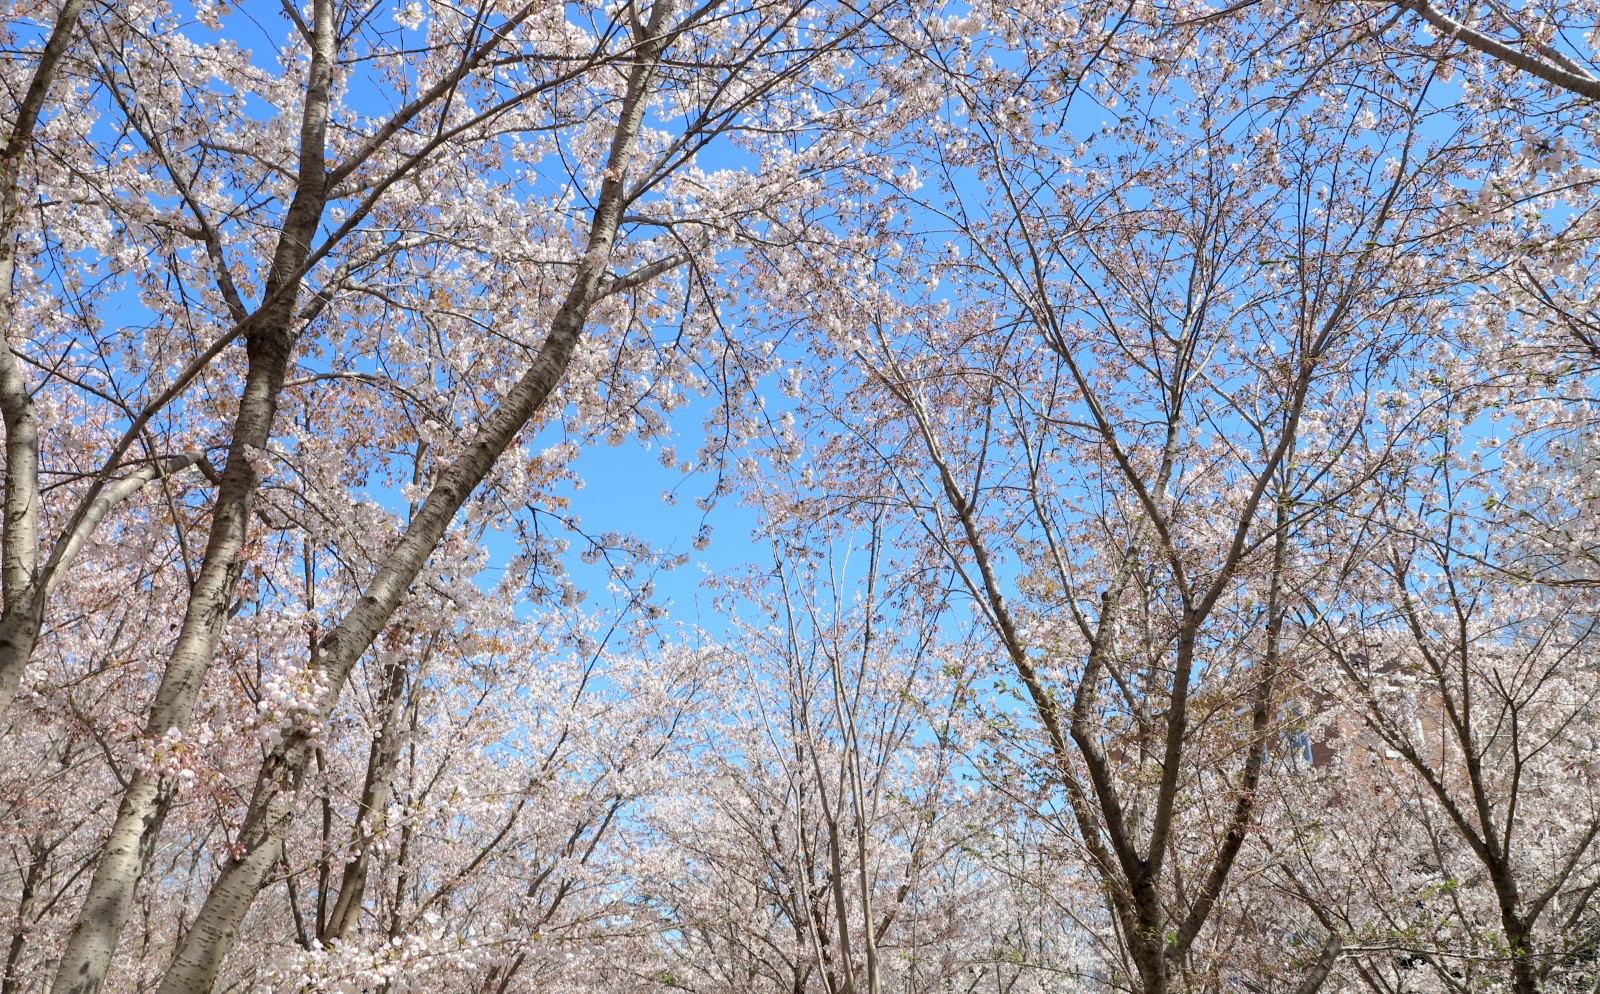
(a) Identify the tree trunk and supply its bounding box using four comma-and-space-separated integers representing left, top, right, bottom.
320, 651, 411, 943
2, 841, 42, 994
151, 8, 679, 990
46, 2, 338, 989
0, 0, 86, 722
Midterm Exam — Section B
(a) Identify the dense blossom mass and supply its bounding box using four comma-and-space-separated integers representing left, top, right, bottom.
1, 0, 1599, 992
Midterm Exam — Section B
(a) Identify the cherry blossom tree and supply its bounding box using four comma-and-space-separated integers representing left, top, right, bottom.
1260, 358, 1600, 994
8, 2, 1600, 994
631, 543, 1075, 994
0, 0, 893, 991
730, 7, 1485, 990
